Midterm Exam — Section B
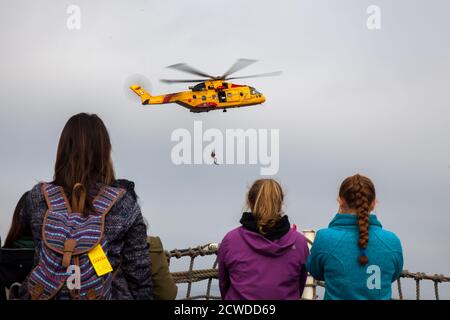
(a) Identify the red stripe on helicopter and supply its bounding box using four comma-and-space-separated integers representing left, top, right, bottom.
197, 102, 217, 108
163, 93, 176, 103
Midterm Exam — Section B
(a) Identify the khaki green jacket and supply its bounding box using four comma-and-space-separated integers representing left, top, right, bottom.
148, 236, 177, 300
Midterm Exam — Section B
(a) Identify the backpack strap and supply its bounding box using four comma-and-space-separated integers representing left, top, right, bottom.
93, 186, 126, 216
42, 183, 72, 213
43, 183, 125, 215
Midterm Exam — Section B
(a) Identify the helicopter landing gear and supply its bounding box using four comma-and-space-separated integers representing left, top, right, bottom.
223, 109, 227, 113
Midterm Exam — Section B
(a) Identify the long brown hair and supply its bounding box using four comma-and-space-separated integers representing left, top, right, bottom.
53, 113, 115, 214
246, 179, 284, 234
3, 192, 32, 248
339, 174, 376, 265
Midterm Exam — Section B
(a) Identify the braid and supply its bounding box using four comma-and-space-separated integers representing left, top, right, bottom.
353, 175, 370, 265
339, 174, 376, 265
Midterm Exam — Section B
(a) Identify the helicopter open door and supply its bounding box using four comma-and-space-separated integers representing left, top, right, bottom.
218, 90, 227, 103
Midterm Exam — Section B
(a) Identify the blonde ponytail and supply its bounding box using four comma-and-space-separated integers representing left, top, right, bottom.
247, 179, 284, 234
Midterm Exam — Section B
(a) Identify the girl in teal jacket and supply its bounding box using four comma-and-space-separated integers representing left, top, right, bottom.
307, 174, 403, 300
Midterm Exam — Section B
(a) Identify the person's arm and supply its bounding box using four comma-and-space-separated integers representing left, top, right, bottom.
217, 238, 230, 299
391, 236, 404, 282
17, 185, 43, 299
298, 240, 310, 296
148, 236, 178, 300
306, 231, 328, 281
120, 201, 154, 300
19, 190, 40, 267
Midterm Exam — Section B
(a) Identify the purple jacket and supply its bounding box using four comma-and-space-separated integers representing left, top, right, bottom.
218, 226, 310, 300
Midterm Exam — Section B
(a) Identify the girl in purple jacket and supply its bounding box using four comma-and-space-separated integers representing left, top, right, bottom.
218, 179, 310, 300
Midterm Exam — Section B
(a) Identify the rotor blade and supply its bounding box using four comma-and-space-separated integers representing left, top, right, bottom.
166, 63, 215, 78
221, 59, 258, 79
160, 78, 209, 84
226, 71, 283, 80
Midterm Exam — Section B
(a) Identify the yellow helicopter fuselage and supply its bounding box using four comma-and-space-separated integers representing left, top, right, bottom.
131, 80, 265, 113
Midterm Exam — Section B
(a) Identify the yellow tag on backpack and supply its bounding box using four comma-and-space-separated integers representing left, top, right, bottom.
88, 244, 113, 276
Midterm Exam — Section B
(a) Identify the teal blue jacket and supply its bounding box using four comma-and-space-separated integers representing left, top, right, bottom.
307, 214, 403, 300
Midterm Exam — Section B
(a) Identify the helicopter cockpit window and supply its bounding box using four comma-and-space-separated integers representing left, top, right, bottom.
250, 87, 260, 95
192, 83, 206, 92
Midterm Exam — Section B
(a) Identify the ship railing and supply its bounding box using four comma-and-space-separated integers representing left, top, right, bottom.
166, 231, 450, 300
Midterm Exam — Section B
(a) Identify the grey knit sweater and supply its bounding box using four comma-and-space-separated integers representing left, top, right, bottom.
18, 179, 153, 300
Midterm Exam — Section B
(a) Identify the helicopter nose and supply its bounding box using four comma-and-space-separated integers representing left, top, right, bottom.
260, 95, 266, 103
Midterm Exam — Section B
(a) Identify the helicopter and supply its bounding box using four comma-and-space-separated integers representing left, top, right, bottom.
130, 59, 281, 113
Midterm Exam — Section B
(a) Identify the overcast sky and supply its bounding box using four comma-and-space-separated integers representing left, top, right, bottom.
1, 0, 449, 299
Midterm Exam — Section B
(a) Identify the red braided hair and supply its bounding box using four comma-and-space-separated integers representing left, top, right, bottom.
339, 174, 376, 265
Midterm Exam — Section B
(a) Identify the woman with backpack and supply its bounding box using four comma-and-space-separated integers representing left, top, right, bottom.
18, 113, 153, 300
218, 179, 310, 300
307, 174, 404, 300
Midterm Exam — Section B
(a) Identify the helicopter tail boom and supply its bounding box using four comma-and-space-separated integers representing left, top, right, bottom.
130, 84, 152, 105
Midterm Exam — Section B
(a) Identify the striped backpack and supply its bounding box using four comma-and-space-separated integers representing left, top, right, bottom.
27, 183, 125, 300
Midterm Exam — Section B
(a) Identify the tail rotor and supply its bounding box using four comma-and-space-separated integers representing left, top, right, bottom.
123, 73, 153, 104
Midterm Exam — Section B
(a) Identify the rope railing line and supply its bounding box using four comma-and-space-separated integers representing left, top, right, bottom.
171, 269, 218, 283
397, 278, 404, 300
398, 270, 449, 300
206, 257, 219, 300
166, 243, 219, 261
167, 243, 220, 300
400, 270, 450, 282
179, 295, 222, 301
434, 281, 440, 301
166, 242, 449, 300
